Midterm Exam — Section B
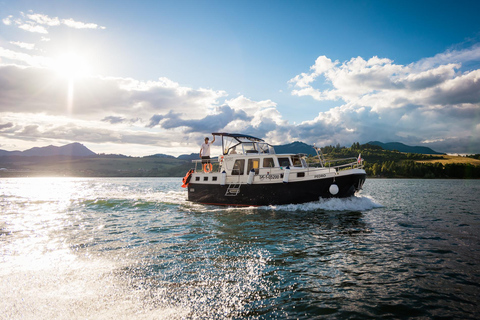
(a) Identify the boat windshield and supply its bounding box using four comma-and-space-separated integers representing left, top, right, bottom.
221, 135, 274, 155
291, 155, 304, 167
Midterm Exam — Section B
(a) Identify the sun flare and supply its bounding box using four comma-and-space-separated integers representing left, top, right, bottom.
53, 52, 92, 79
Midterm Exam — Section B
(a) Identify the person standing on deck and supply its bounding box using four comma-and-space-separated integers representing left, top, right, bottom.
199, 136, 215, 165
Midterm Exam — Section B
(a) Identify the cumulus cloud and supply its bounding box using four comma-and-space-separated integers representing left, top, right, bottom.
0, 113, 203, 156
148, 106, 250, 132
288, 46, 480, 153
0, 58, 294, 154
0, 66, 229, 121
0, 65, 254, 152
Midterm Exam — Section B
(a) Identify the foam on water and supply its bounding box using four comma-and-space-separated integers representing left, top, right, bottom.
265, 195, 383, 212
199, 195, 383, 214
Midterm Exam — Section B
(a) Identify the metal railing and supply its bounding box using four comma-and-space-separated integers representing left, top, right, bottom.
308, 157, 364, 171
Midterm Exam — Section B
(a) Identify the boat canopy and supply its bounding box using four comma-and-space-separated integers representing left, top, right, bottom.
212, 132, 264, 142
212, 132, 272, 155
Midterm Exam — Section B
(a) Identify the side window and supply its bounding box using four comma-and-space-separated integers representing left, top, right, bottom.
247, 158, 260, 174
232, 159, 245, 175
263, 158, 274, 168
278, 157, 291, 167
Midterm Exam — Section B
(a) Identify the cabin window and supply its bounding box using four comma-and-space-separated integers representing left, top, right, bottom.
232, 159, 245, 175
297, 172, 305, 178
278, 157, 291, 167
195, 177, 200, 181
291, 155, 303, 167
247, 158, 260, 174
263, 158, 275, 168
203, 176, 209, 181
212, 176, 217, 181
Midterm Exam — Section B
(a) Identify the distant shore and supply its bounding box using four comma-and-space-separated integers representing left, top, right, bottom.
1, 145, 479, 179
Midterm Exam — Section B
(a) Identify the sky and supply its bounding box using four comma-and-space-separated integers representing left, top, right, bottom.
1, 0, 479, 156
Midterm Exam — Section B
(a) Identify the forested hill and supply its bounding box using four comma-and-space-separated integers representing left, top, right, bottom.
367, 141, 443, 155
315, 142, 480, 179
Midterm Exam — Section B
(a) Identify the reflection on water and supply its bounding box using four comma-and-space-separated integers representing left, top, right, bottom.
1, 178, 479, 319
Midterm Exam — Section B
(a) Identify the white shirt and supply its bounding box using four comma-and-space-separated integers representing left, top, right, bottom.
200, 142, 212, 157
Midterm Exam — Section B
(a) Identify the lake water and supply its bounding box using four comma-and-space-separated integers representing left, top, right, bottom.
1, 178, 479, 319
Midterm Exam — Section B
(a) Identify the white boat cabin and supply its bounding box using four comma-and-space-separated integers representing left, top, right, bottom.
189, 133, 363, 186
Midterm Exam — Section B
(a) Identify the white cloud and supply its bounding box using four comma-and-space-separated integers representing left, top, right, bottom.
0, 62, 292, 155
226, 95, 276, 114
0, 47, 51, 67
2, 15, 13, 25
289, 46, 480, 153
10, 41, 35, 50
0, 64, 230, 127
2, 11, 106, 34
62, 18, 105, 30
27, 13, 60, 26
416, 44, 480, 70
18, 23, 48, 34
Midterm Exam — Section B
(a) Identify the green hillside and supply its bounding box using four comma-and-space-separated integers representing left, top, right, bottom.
313, 143, 480, 179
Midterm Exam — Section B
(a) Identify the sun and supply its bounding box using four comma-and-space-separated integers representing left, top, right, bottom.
53, 52, 92, 79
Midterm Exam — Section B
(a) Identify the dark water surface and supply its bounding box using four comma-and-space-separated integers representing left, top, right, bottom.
1, 178, 479, 319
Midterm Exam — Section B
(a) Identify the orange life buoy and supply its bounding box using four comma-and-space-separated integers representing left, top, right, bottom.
181, 169, 194, 188
203, 163, 213, 173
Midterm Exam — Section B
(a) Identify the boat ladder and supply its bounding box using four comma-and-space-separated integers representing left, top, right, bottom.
225, 183, 241, 196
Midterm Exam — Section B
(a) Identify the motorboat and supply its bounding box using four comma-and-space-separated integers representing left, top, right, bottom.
182, 133, 366, 206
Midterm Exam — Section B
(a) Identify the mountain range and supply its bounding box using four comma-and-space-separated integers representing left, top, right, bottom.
0, 142, 96, 157
273, 141, 317, 155
0, 140, 442, 158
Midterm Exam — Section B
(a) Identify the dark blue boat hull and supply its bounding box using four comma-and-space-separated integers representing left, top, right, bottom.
187, 173, 366, 206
